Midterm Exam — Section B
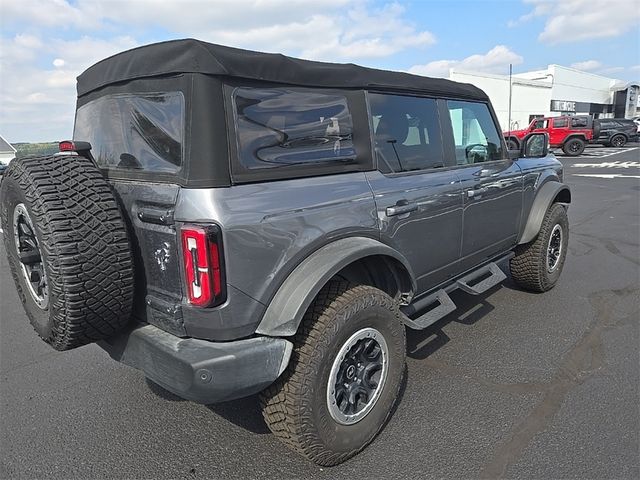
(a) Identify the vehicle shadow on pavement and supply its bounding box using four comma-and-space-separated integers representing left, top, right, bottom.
205, 396, 271, 434
144, 377, 272, 434
406, 286, 499, 360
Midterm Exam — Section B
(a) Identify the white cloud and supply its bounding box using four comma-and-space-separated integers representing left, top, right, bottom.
0, 1, 437, 141
597, 66, 625, 75
570, 60, 603, 71
1, 0, 433, 61
0, 34, 138, 141
513, 0, 640, 44
408, 45, 523, 78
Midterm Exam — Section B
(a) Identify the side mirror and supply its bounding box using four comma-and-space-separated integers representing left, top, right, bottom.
521, 132, 549, 158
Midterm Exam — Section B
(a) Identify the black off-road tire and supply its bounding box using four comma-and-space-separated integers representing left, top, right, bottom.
260, 281, 406, 466
561, 137, 585, 156
510, 203, 569, 292
0, 155, 134, 350
506, 137, 520, 151
609, 134, 627, 147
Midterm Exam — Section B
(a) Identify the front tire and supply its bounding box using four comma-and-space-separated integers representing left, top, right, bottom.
510, 203, 569, 292
506, 138, 519, 151
562, 138, 585, 156
260, 281, 406, 466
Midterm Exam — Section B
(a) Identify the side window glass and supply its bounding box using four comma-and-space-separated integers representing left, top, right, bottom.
553, 118, 568, 128
446, 100, 504, 165
74, 92, 184, 173
571, 117, 588, 127
369, 93, 444, 173
233, 87, 356, 171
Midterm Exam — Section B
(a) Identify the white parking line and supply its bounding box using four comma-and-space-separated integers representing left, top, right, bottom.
573, 174, 640, 179
572, 161, 640, 169
575, 147, 639, 159
557, 147, 639, 159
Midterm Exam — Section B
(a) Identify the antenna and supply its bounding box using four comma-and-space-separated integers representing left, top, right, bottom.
507, 63, 513, 149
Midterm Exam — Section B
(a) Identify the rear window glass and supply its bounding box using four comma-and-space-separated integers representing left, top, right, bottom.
598, 120, 616, 128
571, 117, 588, 127
74, 92, 184, 173
232, 87, 356, 171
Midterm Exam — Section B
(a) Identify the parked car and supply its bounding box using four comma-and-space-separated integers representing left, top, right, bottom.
592, 118, 638, 147
0, 39, 571, 466
504, 115, 594, 156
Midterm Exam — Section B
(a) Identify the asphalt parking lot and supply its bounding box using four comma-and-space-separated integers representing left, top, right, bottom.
1, 145, 639, 479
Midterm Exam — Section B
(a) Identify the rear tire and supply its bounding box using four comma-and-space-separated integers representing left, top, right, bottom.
260, 281, 406, 466
610, 134, 627, 147
506, 138, 519, 151
510, 203, 569, 292
562, 138, 585, 156
0, 155, 134, 350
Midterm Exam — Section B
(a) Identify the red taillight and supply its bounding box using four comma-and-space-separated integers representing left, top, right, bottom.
181, 225, 225, 307
59, 140, 75, 151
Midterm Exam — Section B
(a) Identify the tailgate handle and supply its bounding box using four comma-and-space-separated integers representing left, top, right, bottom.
137, 206, 175, 226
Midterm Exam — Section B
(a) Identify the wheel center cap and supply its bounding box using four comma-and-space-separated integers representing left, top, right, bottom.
346, 365, 356, 379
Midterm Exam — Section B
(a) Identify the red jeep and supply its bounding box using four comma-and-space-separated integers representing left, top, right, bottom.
505, 115, 596, 156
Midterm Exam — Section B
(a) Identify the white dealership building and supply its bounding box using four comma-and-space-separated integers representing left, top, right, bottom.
449, 65, 639, 131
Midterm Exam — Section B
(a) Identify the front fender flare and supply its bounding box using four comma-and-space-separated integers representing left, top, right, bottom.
255, 237, 415, 337
518, 181, 571, 244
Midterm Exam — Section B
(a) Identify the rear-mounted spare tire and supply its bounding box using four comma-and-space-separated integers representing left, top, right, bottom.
0, 154, 134, 350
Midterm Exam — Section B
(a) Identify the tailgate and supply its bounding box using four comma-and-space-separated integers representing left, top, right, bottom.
109, 181, 185, 336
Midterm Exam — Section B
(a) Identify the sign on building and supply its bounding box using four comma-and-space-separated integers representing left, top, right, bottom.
550, 100, 576, 112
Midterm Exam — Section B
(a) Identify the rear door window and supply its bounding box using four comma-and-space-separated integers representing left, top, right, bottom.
553, 118, 568, 128
74, 92, 184, 173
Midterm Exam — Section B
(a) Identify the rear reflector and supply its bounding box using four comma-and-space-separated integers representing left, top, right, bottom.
59, 140, 75, 151
181, 225, 225, 307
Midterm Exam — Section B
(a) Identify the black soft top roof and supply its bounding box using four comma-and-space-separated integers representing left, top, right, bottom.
77, 38, 488, 101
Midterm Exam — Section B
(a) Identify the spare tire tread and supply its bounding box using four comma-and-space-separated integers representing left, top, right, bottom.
0, 155, 134, 350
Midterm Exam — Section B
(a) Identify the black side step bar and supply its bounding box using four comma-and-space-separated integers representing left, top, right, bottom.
403, 289, 456, 330
456, 262, 506, 295
401, 256, 511, 330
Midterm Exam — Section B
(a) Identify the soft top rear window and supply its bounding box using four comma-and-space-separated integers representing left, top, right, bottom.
74, 92, 184, 173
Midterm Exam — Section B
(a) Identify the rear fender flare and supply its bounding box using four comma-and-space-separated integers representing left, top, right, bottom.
255, 237, 415, 337
518, 181, 571, 244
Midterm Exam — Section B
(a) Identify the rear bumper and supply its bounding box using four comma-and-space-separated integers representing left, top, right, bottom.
98, 324, 292, 404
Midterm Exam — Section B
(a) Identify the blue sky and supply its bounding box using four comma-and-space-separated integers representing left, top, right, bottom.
1, 0, 639, 142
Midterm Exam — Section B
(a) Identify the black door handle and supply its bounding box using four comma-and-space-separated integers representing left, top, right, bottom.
385, 202, 418, 216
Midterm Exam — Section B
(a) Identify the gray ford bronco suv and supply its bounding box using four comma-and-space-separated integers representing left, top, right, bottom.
1, 39, 570, 466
